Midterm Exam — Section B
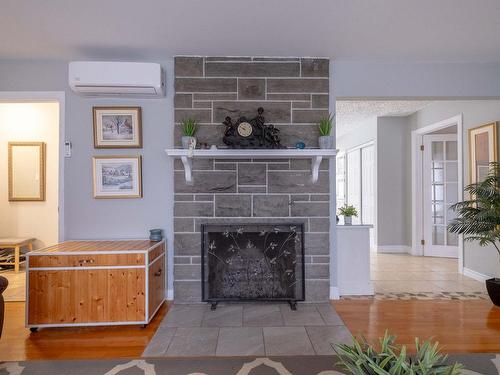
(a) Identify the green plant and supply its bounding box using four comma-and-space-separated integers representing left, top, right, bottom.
318, 113, 334, 136
338, 204, 358, 217
334, 331, 462, 375
448, 162, 500, 261
181, 118, 198, 137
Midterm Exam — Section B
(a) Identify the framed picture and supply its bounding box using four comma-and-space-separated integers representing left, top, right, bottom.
468, 122, 498, 184
8, 142, 46, 201
93, 156, 142, 199
93, 107, 142, 148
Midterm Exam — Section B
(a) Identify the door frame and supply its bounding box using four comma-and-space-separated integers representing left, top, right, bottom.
0, 91, 66, 242
411, 114, 463, 271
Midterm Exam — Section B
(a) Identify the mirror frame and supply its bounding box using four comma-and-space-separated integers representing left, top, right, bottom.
8, 141, 46, 201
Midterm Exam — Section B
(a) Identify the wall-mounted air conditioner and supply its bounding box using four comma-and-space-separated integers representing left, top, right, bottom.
68, 61, 165, 97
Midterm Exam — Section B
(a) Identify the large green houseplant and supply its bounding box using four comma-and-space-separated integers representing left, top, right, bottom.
448, 162, 500, 306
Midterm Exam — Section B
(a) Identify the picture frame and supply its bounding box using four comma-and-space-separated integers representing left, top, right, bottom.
468, 122, 498, 184
93, 106, 142, 148
92, 155, 142, 199
8, 142, 46, 201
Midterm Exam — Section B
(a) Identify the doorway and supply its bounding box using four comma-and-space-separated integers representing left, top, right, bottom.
0, 92, 64, 301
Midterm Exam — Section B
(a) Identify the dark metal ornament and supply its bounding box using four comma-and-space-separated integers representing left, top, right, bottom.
222, 107, 284, 149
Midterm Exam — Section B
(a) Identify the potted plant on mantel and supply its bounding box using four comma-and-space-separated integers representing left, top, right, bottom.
181, 118, 198, 149
448, 162, 500, 306
338, 204, 358, 225
317, 113, 335, 149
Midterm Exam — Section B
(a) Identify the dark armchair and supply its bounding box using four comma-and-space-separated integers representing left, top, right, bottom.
0, 275, 8, 338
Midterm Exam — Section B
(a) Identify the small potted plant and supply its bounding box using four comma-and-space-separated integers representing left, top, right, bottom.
181, 118, 198, 149
448, 162, 500, 306
338, 204, 358, 225
317, 113, 334, 149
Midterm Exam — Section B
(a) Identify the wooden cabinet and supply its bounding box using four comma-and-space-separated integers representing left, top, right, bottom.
27, 240, 165, 329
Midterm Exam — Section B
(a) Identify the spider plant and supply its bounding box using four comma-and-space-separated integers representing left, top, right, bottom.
334, 331, 462, 375
338, 204, 358, 217
181, 118, 198, 137
448, 162, 500, 260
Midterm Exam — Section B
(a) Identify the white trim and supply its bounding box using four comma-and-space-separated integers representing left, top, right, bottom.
167, 288, 174, 300
338, 283, 374, 296
330, 286, 340, 300
376, 245, 411, 254
0, 91, 66, 242
411, 114, 463, 269
29, 265, 145, 271
463, 267, 491, 282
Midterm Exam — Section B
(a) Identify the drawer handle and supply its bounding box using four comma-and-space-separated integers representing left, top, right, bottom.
78, 259, 95, 265
154, 268, 162, 277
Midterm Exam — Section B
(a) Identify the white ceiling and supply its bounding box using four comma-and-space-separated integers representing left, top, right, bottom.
336, 100, 432, 138
1, 0, 500, 61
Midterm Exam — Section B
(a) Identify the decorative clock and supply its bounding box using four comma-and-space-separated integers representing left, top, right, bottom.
222, 107, 283, 149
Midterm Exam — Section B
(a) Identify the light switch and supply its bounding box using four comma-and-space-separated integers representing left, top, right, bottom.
64, 141, 72, 157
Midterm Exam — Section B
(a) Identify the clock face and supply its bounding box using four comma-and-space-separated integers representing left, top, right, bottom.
237, 122, 253, 137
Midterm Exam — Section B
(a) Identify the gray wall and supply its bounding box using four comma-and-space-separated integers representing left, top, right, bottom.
376, 116, 411, 248
410, 100, 500, 277
0, 59, 176, 295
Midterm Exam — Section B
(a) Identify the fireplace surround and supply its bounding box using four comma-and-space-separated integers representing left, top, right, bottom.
173, 56, 331, 302
201, 223, 305, 309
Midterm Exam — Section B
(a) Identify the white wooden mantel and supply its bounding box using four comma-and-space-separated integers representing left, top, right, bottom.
165, 148, 337, 184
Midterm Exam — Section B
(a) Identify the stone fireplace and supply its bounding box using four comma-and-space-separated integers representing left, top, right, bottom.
173, 56, 330, 302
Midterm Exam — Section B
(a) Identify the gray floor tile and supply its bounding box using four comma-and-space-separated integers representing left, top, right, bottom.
263, 327, 315, 356
306, 326, 353, 355
161, 304, 207, 327
165, 327, 219, 356
243, 304, 284, 327
202, 305, 243, 327
315, 303, 345, 326
280, 304, 325, 326
216, 327, 265, 356
142, 327, 177, 357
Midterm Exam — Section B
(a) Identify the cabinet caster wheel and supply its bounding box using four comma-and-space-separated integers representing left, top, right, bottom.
29, 327, 38, 333
210, 302, 218, 310
288, 301, 297, 311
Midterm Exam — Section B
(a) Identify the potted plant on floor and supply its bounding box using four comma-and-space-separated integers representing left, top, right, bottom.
335, 331, 462, 374
318, 113, 335, 149
181, 118, 198, 149
338, 204, 358, 225
448, 162, 500, 306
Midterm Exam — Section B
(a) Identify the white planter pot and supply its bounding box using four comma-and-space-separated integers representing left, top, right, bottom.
344, 216, 352, 225
318, 135, 334, 149
181, 136, 197, 149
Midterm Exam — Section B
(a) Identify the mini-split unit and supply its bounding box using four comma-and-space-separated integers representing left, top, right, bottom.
68, 61, 165, 97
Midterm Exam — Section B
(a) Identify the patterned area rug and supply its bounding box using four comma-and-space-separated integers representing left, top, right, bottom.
342, 291, 489, 300
1, 355, 499, 374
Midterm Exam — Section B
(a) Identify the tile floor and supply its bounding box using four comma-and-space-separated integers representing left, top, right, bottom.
0, 267, 25, 301
143, 303, 351, 357
371, 253, 487, 294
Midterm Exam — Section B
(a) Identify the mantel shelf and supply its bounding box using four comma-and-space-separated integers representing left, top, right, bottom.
165, 148, 337, 184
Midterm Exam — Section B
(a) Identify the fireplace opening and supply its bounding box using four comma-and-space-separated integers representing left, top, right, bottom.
201, 223, 305, 310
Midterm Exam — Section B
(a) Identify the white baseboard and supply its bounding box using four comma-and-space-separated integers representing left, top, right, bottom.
463, 267, 491, 282
330, 286, 340, 300
339, 282, 374, 297
377, 245, 411, 254
166, 288, 174, 300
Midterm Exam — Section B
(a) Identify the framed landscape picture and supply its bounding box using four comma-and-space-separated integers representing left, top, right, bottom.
93, 156, 142, 199
468, 122, 498, 184
93, 107, 142, 148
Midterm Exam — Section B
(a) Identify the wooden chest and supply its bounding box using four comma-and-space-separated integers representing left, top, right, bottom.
26, 240, 165, 329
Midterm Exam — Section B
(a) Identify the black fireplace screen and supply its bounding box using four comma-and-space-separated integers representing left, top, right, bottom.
201, 223, 305, 303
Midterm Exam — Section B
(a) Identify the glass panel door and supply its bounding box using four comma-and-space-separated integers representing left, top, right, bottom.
423, 134, 459, 257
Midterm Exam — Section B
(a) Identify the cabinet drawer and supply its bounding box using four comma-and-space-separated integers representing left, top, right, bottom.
148, 242, 165, 263
29, 253, 145, 268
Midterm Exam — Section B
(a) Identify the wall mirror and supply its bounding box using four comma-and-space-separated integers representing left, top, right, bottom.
8, 142, 46, 201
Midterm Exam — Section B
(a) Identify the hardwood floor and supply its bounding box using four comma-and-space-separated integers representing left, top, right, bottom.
0, 301, 168, 361
334, 299, 500, 353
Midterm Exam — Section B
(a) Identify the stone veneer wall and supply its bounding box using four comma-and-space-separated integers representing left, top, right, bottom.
173, 56, 330, 302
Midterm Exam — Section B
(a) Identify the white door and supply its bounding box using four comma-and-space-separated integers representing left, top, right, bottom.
346, 149, 361, 224
361, 145, 375, 225
422, 134, 459, 258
